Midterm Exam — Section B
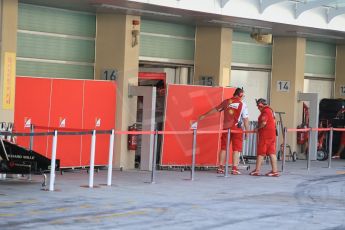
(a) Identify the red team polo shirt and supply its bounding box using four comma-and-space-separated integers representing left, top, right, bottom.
258, 106, 276, 139
215, 97, 244, 130
216, 96, 248, 151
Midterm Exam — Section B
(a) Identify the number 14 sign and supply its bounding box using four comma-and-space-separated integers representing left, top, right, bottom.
277, 80, 290, 92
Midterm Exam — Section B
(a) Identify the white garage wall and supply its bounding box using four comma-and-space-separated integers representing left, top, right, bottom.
303, 79, 334, 104
230, 70, 270, 121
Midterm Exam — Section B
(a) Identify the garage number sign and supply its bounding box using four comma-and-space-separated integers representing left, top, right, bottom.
102, 69, 117, 81
201, 76, 214, 86
340, 85, 345, 96
277, 81, 290, 92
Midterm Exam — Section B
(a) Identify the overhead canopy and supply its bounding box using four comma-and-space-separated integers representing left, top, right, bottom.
261, 0, 345, 22
19, 0, 345, 42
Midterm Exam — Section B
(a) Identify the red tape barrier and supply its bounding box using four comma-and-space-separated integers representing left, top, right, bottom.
287, 128, 333, 132
35, 125, 94, 132
158, 131, 192, 135
312, 128, 331, 131
115, 130, 155, 135
33, 125, 345, 136
333, 128, 345, 131
197, 130, 222, 134
230, 130, 256, 134
287, 128, 310, 132
32, 125, 260, 135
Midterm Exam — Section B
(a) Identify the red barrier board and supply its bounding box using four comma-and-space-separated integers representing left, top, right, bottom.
223, 87, 236, 102
48, 79, 84, 167
14, 77, 51, 156
14, 77, 116, 168
161, 85, 236, 166
81, 80, 116, 166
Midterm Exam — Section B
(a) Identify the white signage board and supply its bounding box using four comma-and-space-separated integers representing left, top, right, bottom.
277, 80, 290, 92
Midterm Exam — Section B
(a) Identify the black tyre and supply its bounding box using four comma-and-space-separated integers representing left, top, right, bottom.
317, 150, 328, 161
292, 152, 297, 162
277, 151, 282, 161
323, 151, 329, 161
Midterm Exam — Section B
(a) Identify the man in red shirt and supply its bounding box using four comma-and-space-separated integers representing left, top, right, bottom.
250, 98, 279, 177
198, 88, 249, 175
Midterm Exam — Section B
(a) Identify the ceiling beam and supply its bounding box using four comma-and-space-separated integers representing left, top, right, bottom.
295, 0, 337, 18
259, 0, 285, 13
219, 0, 230, 8
328, 6, 345, 22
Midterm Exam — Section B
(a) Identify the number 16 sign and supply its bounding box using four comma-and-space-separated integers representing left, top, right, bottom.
277, 80, 290, 92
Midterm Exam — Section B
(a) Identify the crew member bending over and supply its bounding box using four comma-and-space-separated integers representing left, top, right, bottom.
198, 88, 249, 175
250, 98, 279, 177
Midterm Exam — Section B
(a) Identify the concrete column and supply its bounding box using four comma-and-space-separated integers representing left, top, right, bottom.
0, 0, 18, 122
335, 45, 345, 99
194, 26, 232, 87
179, 67, 189, 85
95, 13, 140, 169
271, 37, 306, 153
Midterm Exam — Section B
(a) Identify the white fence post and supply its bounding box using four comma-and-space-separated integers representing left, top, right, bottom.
89, 130, 96, 188
49, 130, 58, 191
328, 128, 333, 168
107, 129, 115, 186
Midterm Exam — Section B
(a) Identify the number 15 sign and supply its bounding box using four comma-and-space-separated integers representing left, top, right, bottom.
340, 85, 345, 96
277, 80, 290, 92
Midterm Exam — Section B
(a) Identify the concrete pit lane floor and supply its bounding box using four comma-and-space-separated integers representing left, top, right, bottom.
0, 159, 344, 230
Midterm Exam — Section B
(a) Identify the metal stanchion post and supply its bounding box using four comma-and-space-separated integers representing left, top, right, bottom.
89, 130, 96, 188
49, 130, 58, 191
191, 129, 197, 181
107, 129, 115, 186
276, 122, 280, 157
224, 129, 231, 177
282, 127, 287, 172
328, 127, 333, 169
29, 124, 34, 151
307, 128, 312, 171
151, 129, 158, 184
